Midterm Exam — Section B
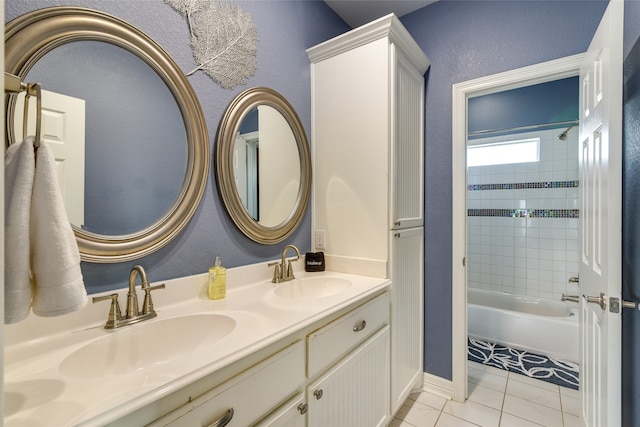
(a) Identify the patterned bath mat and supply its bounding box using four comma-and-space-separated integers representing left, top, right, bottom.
468, 337, 579, 390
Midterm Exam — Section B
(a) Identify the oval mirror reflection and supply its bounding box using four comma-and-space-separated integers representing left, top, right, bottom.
233, 106, 300, 227
15, 40, 187, 236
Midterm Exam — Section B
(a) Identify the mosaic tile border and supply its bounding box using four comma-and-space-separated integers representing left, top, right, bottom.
468, 208, 579, 218
468, 180, 579, 191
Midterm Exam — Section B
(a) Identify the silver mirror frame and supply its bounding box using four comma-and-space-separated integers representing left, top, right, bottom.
5, 7, 210, 263
216, 87, 311, 245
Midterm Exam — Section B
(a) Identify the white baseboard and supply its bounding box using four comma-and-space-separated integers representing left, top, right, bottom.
422, 372, 453, 400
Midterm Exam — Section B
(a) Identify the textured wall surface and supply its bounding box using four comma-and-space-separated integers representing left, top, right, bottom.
622, 1, 640, 424
5, 0, 348, 293
401, 0, 608, 379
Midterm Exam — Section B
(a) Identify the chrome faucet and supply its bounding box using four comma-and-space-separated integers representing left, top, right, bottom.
268, 244, 301, 283
92, 265, 166, 329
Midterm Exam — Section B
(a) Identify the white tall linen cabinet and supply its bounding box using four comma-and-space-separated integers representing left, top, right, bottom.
308, 14, 430, 415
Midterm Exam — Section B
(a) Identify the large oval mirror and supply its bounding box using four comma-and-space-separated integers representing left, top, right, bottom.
5, 7, 209, 263
216, 87, 311, 244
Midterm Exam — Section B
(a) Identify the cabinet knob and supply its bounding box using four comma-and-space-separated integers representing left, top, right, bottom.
297, 402, 308, 414
313, 389, 324, 400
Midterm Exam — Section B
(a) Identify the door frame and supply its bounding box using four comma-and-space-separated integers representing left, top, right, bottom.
451, 54, 585, 402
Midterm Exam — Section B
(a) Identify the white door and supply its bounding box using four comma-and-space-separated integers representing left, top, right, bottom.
15, 89, 86, 227
578, 1, 623, 426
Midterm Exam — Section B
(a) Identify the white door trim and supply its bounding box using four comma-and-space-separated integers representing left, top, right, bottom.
451, 53, 585, 402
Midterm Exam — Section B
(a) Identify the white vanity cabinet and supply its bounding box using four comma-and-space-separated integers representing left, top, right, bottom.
308, 13, 430, 416
148, 342, 305, 427
306, 292, 390, 427
119, 290, 392, 427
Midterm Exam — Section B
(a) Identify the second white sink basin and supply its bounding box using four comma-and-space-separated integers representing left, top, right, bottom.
273, 277, 352, 300
59, 314, 236, 379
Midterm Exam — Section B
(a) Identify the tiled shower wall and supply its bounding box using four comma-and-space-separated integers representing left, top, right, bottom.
467, 128, 580, 300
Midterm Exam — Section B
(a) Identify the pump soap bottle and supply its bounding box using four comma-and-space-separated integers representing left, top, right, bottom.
208, 256, 226, 300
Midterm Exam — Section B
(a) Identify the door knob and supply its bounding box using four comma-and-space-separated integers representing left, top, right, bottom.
584, 293, 607, 310
569, 276, 579, 283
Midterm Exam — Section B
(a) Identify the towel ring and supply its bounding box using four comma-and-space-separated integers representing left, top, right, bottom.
5, 72, 42, 150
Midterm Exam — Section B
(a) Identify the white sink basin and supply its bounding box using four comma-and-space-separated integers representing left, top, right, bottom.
59, 314, 236, 379
273, 277, 352, 299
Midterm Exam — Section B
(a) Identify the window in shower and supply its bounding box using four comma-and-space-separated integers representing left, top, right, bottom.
467, 137, 540, 167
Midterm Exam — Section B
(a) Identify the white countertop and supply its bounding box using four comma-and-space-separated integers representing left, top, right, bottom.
4, 262, 390, 426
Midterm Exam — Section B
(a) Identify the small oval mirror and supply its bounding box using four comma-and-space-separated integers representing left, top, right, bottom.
216, 87, 311, 244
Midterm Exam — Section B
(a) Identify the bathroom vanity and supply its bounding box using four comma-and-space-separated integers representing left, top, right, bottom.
4, 263, 392, 426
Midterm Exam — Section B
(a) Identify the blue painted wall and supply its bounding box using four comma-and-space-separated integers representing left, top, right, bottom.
400, 0, 608, 380
239, 108, 259, 134
622, 1, 640, 425
5, 0, 349, 293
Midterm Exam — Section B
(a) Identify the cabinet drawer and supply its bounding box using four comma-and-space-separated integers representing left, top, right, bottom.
149, 341, 305, 427
307, 292, 389, 378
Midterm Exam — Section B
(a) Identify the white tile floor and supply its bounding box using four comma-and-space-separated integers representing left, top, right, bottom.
390, 361, 581, 427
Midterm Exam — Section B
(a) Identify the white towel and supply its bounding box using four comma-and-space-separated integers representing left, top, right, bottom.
30, 141, 87, 317
5, 138, 36, 323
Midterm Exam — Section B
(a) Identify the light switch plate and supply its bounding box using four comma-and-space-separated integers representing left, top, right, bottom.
315, 230, 325, 250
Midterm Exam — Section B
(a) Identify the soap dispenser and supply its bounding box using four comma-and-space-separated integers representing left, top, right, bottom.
208, 256, 226, 300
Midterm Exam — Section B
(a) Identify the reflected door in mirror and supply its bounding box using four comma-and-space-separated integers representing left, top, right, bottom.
233, 105, 300, 228
234, 130, 259, 221
257, 105, 300, 227
15, 90, 86, 226
23, 40, 187, 235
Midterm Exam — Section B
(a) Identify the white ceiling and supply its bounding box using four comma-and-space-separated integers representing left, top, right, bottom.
323, 0, 437, 28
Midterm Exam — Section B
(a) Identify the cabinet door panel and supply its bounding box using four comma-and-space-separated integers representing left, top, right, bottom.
255, 394, 306, 427
391, 227, 424, 413
390, 45, 425, 229
307, 326, 390, 427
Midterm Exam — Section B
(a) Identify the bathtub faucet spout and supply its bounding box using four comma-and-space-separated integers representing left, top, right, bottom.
561, 294, 580, 303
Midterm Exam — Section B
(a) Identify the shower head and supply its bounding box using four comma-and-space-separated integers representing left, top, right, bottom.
558, 123, 578, 141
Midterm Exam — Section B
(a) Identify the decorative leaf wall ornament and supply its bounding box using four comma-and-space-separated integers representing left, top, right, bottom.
166, 0, 258, 89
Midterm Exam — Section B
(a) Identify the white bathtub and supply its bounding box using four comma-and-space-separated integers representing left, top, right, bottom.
467, 288, 579, 363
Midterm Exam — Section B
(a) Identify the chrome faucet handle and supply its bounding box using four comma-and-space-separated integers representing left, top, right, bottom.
141, 283, 166, 315
92, 293, 122, 329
